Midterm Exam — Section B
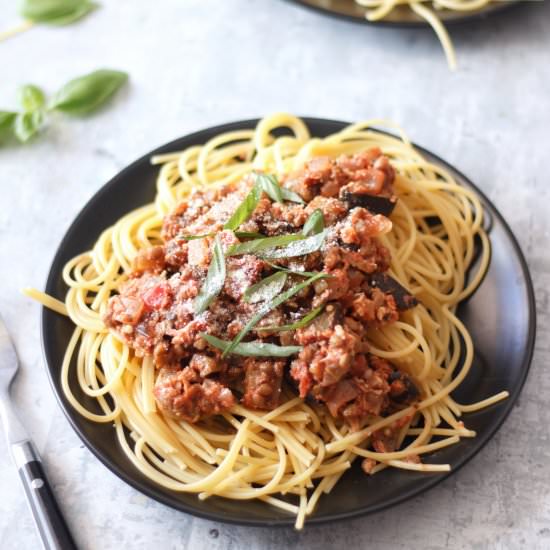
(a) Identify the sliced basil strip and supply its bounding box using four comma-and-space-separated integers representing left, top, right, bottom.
257, 305, 324, 333
181, 233, 214, 240
223, 184, 261, 231
226, 233, 304, 257
181, 231, 264, 241
259, 229, 327, 259
281, 187, 305, 204
302, 209, 325, 236
222, 272, 326, 357
194, 235, 226, 314
234, 231, 265, 239
256, 172, 283, 203
243, 271, 287, 304
265, 261, 322, 278
201, 334, 301, 357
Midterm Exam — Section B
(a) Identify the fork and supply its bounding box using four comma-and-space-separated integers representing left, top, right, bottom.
0, 313, 76, 550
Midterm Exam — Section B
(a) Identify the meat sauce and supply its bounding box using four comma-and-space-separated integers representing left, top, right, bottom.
104, 148, 419, 427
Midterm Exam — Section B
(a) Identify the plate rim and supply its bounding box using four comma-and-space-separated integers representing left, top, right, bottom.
40, 117, 537, 527
284, 0, 521, 28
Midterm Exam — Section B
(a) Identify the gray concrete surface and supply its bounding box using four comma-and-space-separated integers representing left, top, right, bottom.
0, 1, 549, 548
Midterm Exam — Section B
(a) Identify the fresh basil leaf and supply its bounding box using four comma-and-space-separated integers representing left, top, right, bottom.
256, 173, 283, 203
14, 110, 43, 142
49, 69, 128, 115
18, 84, 46, 112
226, 233, 304, 257
302, 209, 325, 236
222, 272, 326, 357
194, 235, 226, 314
260, 229, 327, 259
243, 271, 287, 304
20, 0, 98, 26
0, 111, 17, 138
281, 187, 305, 204
257, 305, 325, 333
201, 333, 302, 358
223, 184, 261, 231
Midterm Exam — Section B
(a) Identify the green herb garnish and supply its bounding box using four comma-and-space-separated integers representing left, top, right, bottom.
226, 233, 305, 257
14, 110, 43, 142
302, 208, 325, 236
49, 69, 128, 115
257, 305, 325, 333
18, 84, 46, 112
222, 272, 327, 357
194, 235, 226, 314
201, 334, 301, 357
256, 173, 283, 203
265, 261, 322, 278
243, 271, 287, 304
181, 231, 264, 241
1, 69, 128, 145
222, 172, 304, 232
181, 233, 214, 240
20, 0, 98, 26
223, 184, 261, 231
234, 231, 265, 239
259, 229, 327, 259
281, 187, 305, 205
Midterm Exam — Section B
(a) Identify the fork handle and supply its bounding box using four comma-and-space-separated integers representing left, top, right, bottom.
12, 440, 77, 550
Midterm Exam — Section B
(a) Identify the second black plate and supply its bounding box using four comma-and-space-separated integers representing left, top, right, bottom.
287, 0, 519, 27
41, 117, 535, 526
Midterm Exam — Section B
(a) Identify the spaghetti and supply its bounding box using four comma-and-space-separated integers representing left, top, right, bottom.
26, 113, 508, 528
356, 0, 500, 69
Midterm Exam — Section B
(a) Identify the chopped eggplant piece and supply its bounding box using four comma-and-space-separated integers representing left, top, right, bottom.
341, 190, 397, 217
388, 369, 419, 403
309, 302, 344, 332
368, 273, 418, 310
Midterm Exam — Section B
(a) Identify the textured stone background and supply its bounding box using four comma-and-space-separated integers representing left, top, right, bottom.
0, 1, 548, 548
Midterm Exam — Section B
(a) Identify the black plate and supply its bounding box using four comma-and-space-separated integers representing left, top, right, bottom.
286, 0, 519, 27
42, 118, 536, 527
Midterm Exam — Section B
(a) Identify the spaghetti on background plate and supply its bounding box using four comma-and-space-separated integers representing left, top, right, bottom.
27, 113, 508, 528
355, 0, 511, 69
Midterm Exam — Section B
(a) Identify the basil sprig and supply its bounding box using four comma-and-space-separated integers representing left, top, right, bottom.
1, 69, 128, 145
222, 272, 327, 357
20, 0, 98, 26
194, 235, 226, 314
243, 271, 287, 304
49, 69, 128, 114
201, 334, 301, 357
257, 305, 325, 333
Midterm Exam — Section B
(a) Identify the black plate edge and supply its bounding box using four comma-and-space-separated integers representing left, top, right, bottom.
40, 116, 537, 528
283, 0, 522, 29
